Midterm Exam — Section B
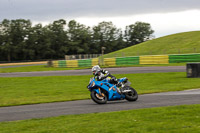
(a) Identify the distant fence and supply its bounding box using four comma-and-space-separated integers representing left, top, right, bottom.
52, 58, 99, 68
169, 54, 200, 63
65, 54, 101, 60
51, 53, 200, 68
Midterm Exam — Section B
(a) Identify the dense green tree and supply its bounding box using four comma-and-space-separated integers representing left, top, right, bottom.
124, 21, 154, 47
26, 24, 51, 60
0, 19, 12, 61
0, 19, 32, 61
0, 19, 154, 62
11, 19, 32, 60
67, 20, 91, 54
48, 19, 68, 58
92, 21, 122, 54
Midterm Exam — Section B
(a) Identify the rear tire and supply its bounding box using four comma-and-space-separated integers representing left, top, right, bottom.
125, 87, 138, 101
91, 90, 107, 104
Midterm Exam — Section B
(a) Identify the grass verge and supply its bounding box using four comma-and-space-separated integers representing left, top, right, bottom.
0, 65, 90, 73
0, 63, 186, 73
103, 31, 200, 58
0, 104, 200, 133
0, 72, 200, 107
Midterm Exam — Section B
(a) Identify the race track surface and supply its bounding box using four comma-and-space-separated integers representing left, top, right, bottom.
0, 89, 199, 122
0, 66, 186, 77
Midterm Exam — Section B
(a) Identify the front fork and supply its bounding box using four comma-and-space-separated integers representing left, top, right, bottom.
98, 88, 105, 96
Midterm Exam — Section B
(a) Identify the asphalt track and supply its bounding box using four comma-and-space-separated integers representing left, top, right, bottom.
0, 89, 200, 122
0, 66, 186, 77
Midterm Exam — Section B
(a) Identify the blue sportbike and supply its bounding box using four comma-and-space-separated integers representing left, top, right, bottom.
87, 77, 138, 104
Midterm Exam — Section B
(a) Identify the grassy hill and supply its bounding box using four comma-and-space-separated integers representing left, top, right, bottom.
104, 31, 200, 58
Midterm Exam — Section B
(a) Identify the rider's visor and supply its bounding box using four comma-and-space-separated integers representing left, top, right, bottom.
92, 71, 96, 75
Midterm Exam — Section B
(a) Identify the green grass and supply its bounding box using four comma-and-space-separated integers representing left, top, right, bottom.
0, 65, 91, 73
1, 72, 200, 107
0, 63, 186, 73
0, 104, 200, 133
104, 31, 200, 58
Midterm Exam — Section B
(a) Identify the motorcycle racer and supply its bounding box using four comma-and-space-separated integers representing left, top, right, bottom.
92, 65, 118, 85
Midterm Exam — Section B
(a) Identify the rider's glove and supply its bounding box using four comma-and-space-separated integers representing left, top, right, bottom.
99, 76, 106, 80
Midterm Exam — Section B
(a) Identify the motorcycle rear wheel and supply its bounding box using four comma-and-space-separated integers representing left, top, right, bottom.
91, 90, 107, 104
125, 87, 138, 101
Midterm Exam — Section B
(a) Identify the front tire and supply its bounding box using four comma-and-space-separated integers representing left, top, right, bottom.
91, 90, 107, 104
125, 87, 138, 101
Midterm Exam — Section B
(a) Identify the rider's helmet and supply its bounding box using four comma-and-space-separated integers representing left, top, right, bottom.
92, 65, 101, 75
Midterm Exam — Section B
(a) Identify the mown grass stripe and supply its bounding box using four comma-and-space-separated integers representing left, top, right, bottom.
1, 105, 200, 133
1, 72, 200, 107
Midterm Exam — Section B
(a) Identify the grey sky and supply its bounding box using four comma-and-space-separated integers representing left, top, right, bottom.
0, 0, 200, 20
0, 0, 200, 37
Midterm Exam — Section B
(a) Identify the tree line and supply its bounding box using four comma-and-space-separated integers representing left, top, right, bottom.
0, 19, 154, 62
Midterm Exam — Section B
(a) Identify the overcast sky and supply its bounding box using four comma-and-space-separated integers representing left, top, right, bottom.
0, 0, 200, 37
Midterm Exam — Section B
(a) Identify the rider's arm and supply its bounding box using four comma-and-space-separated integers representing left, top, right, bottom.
102, 69, 116, 79
95, 75, 103, 81
102, 69, 110, 78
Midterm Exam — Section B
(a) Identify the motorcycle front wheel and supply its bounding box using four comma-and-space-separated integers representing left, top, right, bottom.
91, 90, 107, 104
125, 87, 138, 101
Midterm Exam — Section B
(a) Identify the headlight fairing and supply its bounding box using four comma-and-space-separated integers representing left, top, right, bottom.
90, 81, 95, 87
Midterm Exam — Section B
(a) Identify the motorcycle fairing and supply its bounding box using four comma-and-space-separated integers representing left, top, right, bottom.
89, 79, 125, 100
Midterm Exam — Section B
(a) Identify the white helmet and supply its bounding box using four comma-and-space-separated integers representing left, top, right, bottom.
92, 65, 101, 75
